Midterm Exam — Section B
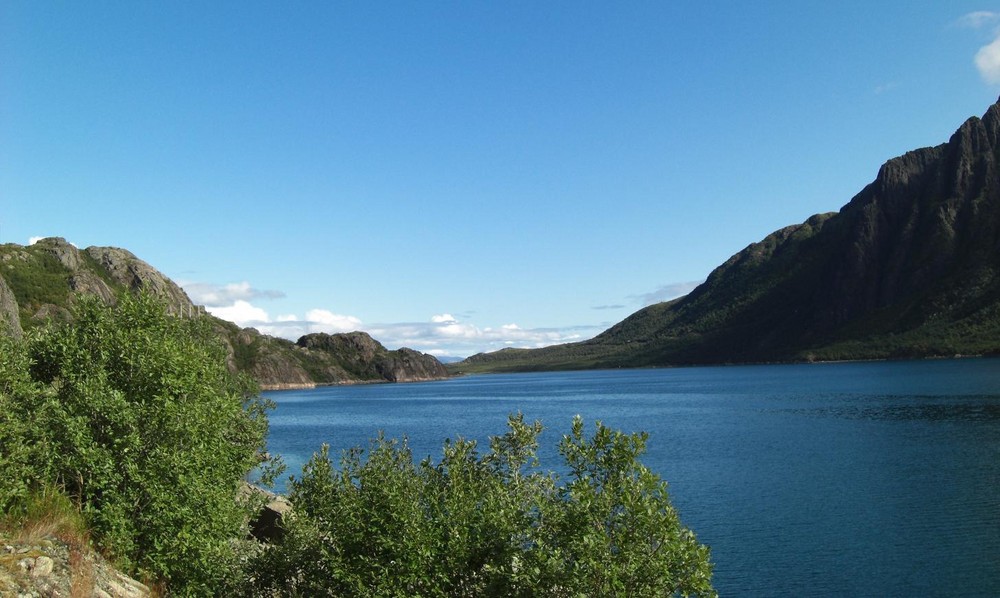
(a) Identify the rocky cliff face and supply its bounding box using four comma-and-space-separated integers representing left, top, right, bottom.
85, 245, 194, 313
459, 97, 1000, 372
0, 237, 195, 325
295, 331, 450, 384
0, 274, 22, 339
211, 323, 448, 389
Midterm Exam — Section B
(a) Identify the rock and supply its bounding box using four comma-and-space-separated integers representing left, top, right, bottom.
69, 271, 116, 304
0, 273, 22, 339
32, 236, 81, 270
29, 556, 53, 577
250, 496, 294, 543
296, 331, 449, 384
242, 482, 294, 543
0, 533, 150, 597
84, 246, 194, 313
101, 571, 150, 598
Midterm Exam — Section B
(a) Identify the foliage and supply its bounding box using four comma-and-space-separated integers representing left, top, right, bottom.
240, 414, 715, 597
0, 248, 72, 327
0, 334, 52, 509
0, 291, 278, 594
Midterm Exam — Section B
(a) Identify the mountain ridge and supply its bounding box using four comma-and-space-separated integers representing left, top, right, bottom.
0, 238, 447, 388
455, 97, 1000, 373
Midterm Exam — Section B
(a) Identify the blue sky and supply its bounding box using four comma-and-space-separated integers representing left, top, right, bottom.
4, 2, 1000, 358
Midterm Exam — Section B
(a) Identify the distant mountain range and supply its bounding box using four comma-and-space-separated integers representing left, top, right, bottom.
0, 237, 447, 388
455, 97, 1000, 373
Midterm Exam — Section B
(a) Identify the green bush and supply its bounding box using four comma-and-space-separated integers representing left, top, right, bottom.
0, 335, 51, 509
242, 414, 715, 597
0, 291, 277, 594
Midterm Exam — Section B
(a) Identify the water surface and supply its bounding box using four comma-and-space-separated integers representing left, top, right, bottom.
264, 359, 1000, 596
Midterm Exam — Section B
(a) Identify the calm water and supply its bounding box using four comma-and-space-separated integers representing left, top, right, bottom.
263, 359, 1000, 597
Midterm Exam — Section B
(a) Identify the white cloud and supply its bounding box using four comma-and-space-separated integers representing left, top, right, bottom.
207, 300, 271, 326
976, 37, 1000, 84
305, 309, 363, 333
184, 280, 604, 359
363, 315, 601, 358
955, 11, 1000, 85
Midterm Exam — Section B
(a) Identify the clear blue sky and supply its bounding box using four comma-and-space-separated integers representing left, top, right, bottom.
4, 2, 1000, 358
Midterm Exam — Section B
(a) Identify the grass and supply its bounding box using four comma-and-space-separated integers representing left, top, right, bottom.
0, 486, 168, 597
0, 486, 96, 597
0, 486, 89, 548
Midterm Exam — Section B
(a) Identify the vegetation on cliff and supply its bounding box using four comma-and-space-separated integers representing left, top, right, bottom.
455, 98, 1000, 373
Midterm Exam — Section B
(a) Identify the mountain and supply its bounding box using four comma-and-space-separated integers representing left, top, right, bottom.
455, 98, 1000, 373
0, 237, 447, 387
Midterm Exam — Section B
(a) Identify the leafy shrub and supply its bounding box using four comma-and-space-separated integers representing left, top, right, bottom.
0, 291, 277, 594
242, 414, 715, 597
0, 335, 51, 509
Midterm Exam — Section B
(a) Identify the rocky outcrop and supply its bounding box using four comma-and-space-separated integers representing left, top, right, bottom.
221, 325, 317, 389
0, 273, 21, 339
296, 331, 449, 384
0, 535, 150, 598
85, 245, 194, 313
0, 238, 195, 327
241, 482, 293, 543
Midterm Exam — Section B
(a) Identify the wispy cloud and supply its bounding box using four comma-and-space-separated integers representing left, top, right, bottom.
591, 304, 626, 311
184, 281, 285, 306
874, 81, 899, 95
957, 11, 1000, 84
956, 11, 1000, 30
631, 280, 703, 306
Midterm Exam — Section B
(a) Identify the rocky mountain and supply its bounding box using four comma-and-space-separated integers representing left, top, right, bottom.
456, 97, 1000, 373
0, 238, 447, 387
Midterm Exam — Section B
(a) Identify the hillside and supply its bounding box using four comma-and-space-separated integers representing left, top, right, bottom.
0, 238, 447, 387
455, 97, 1000, 373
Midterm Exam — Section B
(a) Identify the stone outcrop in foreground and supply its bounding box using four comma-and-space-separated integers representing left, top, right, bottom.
0, 534, 150, 598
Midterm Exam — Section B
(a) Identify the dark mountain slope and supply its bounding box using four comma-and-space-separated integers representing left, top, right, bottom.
457, 98, 1000, 373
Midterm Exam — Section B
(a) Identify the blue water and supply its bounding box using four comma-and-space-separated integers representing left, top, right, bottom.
263, 359, 1000, 597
